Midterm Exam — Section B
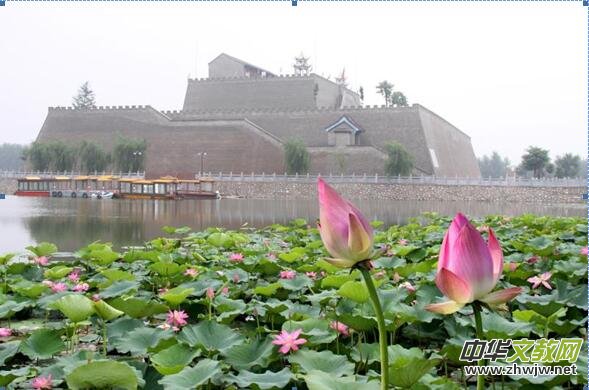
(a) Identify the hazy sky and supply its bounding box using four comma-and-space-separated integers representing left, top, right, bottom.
0, 2, 586, 164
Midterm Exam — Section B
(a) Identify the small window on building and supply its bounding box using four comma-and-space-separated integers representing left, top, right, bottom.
429, 148, 439, 169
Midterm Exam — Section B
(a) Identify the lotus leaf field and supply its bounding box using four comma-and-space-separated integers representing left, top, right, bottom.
0, 213, 587, 389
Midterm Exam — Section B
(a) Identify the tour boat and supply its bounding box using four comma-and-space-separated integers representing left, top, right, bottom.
15, 175, 219, 200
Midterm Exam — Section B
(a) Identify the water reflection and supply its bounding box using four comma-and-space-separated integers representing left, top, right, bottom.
1, 196, 585, 253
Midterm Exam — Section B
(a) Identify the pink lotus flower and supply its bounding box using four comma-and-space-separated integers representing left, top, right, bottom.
317, 178, 373, 268
373, 270, 386, 280
232, 273, 240, 283
272, 329, 307, 354
425, 213, 522, 315
392, 272, 401, 283
35, 256, 49, 266
507, 262, 519, 272
91, 294, 101, 301
72, 283, 89, 292
527, 272, 552, 290
329, 321, 350, 336
42, 280, 54, 287
158, 288, 169, 295
398, 239, 408, 246
206, 287, 215, 299
50, 282, 68, 293
0, 327, 12, 337
31, 375, 52, 390
221, 287, 229, 296
166, 310, 189, 328
68, 272, 80, 282
580, 247, 588, 256
527, 256, 539, 265
279, 270, 296, 279
229, 253, 244, 262
184, 268, 198, 277
305, 271, 317, 280
400, 281, 416, 293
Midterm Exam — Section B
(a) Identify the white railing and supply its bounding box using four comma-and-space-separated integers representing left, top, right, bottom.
0, 170, 145, 179
196, 172, 586, 188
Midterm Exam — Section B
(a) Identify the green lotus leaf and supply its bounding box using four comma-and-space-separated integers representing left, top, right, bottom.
93, 300, 124, 321
304, 370, 380, 390
26, 242, 58, 257
226, 368, 293, 390
0, 340, 20, 366
19, 328, 65, 359
51, 294, 95, 323
178, 321, 244, 352
108, 297, 169, 318
114, 326, 173, 355
254, 282, 281, 297
66, 360, 138, 390
150, 262, 182, 276
158, 359, 221, 389
223, 337, 275, 370
44, 265, 74, 280
338, 281, 369, 303
0, 367, 30, 387
100, 268, 136, 283
12, 280, 49, 298
289, 350, 355, 377
160, 287, 194, 306
150, 343, 199, 375
99, 280, 139, 299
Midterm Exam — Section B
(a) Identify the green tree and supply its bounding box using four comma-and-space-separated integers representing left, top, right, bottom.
376, 81, 393, 107
113, 137, 146, 172
72, 81, 96, 109
578, 159, 586, 178
0, 143, 26, 170
79, 141, 111, 173
390, 91, 408, 107
24, 143, 52, 171
478, 152, 510, 178
554, 153, 581, 178
384, 142, 414, 176
25, 141, 76, 171
47, 142, 77, 171
284, 139, 310, 175
521, 146, 550, 178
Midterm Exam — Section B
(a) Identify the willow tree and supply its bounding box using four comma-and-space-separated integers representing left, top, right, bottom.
284, 139, 310, 175
112, 137, 146, 172
79, 141, 111, 173
384, 142, 414, 176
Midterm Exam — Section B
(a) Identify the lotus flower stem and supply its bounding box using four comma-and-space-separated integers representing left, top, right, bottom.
102, 319, 108, 357
473, 302, 485, 390
359, 267, 389, 390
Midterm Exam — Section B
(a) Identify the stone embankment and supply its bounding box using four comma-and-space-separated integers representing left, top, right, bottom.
0, 178, 16, 195
216, 181, 585, 204
0, 177, 584, 204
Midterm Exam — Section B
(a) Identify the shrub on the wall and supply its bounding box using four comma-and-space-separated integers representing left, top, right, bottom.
384, 142, 414, 176
284, 139, 310, 175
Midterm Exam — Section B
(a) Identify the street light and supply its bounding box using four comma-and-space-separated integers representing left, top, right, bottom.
197, 152, 207, 176
132, 151, 143, 175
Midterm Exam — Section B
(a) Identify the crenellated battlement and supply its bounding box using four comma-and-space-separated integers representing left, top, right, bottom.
187, 74, 315, 83
49, 105, 154, 111
166, 103, 418, 118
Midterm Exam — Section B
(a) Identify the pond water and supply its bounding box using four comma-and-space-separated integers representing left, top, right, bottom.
0, 196, 585, 253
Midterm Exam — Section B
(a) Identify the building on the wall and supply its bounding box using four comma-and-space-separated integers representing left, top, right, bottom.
36, 53, 481, 179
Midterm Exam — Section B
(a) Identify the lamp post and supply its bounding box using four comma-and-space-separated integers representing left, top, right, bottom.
197, 152, 207, 176
132, 151, 142, 175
